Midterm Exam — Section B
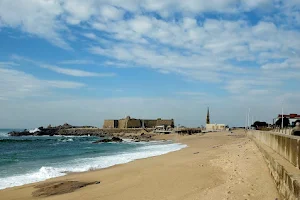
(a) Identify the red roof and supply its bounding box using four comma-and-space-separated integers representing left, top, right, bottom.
277, 114, 300, 118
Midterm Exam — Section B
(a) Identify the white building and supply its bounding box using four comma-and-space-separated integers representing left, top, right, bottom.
206, 124, 226, 131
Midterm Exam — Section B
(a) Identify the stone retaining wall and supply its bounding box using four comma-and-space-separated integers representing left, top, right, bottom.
248, 131, 300, 200
248, 131, 300, 169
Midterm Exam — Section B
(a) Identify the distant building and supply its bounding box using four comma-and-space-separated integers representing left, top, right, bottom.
103, 116, 174, 129
206, 124, 227, 131
205, 107, 227, 131
273, 114, 300, 126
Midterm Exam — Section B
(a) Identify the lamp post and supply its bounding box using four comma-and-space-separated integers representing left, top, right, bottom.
245, 111, 248, 130
248, 108, 250, 130
281, 106, 284, 133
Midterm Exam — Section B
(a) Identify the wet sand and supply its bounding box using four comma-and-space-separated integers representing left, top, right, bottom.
0, 130, 280, 200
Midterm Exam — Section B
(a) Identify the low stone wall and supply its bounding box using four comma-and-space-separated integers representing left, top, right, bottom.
248, 131, 300, 200
248, 131, 300, 168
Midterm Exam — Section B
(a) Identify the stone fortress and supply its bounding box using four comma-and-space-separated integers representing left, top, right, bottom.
103, 116, 174, 129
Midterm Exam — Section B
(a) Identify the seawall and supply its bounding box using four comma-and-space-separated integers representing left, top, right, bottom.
248, 130, 300, 200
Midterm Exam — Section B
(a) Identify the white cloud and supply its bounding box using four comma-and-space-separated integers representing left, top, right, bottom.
63, 0, 96, 25
1, 0, 300, 127
41, 64, 115, 77
45, 80, 85, 89
0, 0, 70, 49
129, 16, 153, 34
100, 5, 124, 21
175, 92, 207, 96
11, 55, 114, 77
241, 0, 273, 11
0, 67, 85, 99
82, 33, 98, 40
261, 62, 289, 70
224, 77, 281, 94
59, 59, 96, 65
0, 61, 19, 67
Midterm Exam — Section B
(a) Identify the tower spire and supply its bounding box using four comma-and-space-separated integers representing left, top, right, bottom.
206, 107, 210, 124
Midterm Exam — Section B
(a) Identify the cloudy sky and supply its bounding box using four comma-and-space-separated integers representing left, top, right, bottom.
0, 0, 300, 128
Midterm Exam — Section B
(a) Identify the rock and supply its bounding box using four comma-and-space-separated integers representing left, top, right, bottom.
93, 137, 123, 143
111, 137, 123, 142
32, 181, 95, 197
8, 130, 31, 136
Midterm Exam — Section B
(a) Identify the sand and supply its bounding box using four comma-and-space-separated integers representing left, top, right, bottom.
0, 130, 280, 200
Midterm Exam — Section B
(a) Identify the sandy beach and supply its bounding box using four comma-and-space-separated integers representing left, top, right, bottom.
0, 130, 280, 200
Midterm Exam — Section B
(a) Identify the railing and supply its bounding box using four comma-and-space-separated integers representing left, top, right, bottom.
270, 127, 293, 135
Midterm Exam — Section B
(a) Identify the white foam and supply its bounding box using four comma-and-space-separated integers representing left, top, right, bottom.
29, 128, 40, 133
0, 132, 8, 137
0, 167, 65, 190
0, 142, 187, 190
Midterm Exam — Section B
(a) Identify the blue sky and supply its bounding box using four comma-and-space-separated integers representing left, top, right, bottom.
0, 0, 300, 128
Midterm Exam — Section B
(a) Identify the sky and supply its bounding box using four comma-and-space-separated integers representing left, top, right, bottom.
0, 0, 300, 128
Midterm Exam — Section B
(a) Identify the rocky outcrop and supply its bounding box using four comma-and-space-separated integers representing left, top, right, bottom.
93, 137, 123, 143
8, 124, 97, 137
8, 125, 155, 143
9, 130, 31, 136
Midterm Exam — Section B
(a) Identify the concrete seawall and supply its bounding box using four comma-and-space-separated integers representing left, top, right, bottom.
248, 131, 300, 200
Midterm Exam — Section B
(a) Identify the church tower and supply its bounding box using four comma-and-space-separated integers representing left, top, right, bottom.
206, 107, 210, 124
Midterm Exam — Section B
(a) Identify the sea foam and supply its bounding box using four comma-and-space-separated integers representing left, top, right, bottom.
29, 128, 40, 133
0, 142, 187, 190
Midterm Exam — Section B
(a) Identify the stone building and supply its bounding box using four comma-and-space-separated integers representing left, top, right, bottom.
273, 113, 300, 127
103, 116, 174, 129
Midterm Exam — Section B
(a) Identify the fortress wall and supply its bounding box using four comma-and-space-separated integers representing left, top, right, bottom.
103, 118, 175, 129
156, 120, 174, 127
118, 119, 126, 129
127, 119, 142, 128
103, 120, 116, 128
248, 131, 300, 200
144, 120, 157, 128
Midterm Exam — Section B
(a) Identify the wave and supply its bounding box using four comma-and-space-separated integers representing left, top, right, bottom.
0, 137, 88, 144
0, 142, 187, 190
29, 128, 40, 133
0, 139, 34, 143
0, 130, 9, 137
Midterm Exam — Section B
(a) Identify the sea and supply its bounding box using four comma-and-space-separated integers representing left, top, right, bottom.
0, 129, 186, 190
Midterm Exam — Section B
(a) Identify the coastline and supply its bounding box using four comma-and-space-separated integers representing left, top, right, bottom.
0, 133, 185, 190
0, 130, 280, 200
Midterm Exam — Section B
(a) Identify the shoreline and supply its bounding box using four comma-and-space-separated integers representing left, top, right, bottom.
0, 130, 280, 200
0, 133, 187, 191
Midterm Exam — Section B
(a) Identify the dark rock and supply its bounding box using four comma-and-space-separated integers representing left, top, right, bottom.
93, 137, 123, 143
111, 137, 123, 142
8, 130, 31, 136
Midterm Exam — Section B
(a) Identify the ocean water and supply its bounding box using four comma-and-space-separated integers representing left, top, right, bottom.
0, 129, 186, 190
